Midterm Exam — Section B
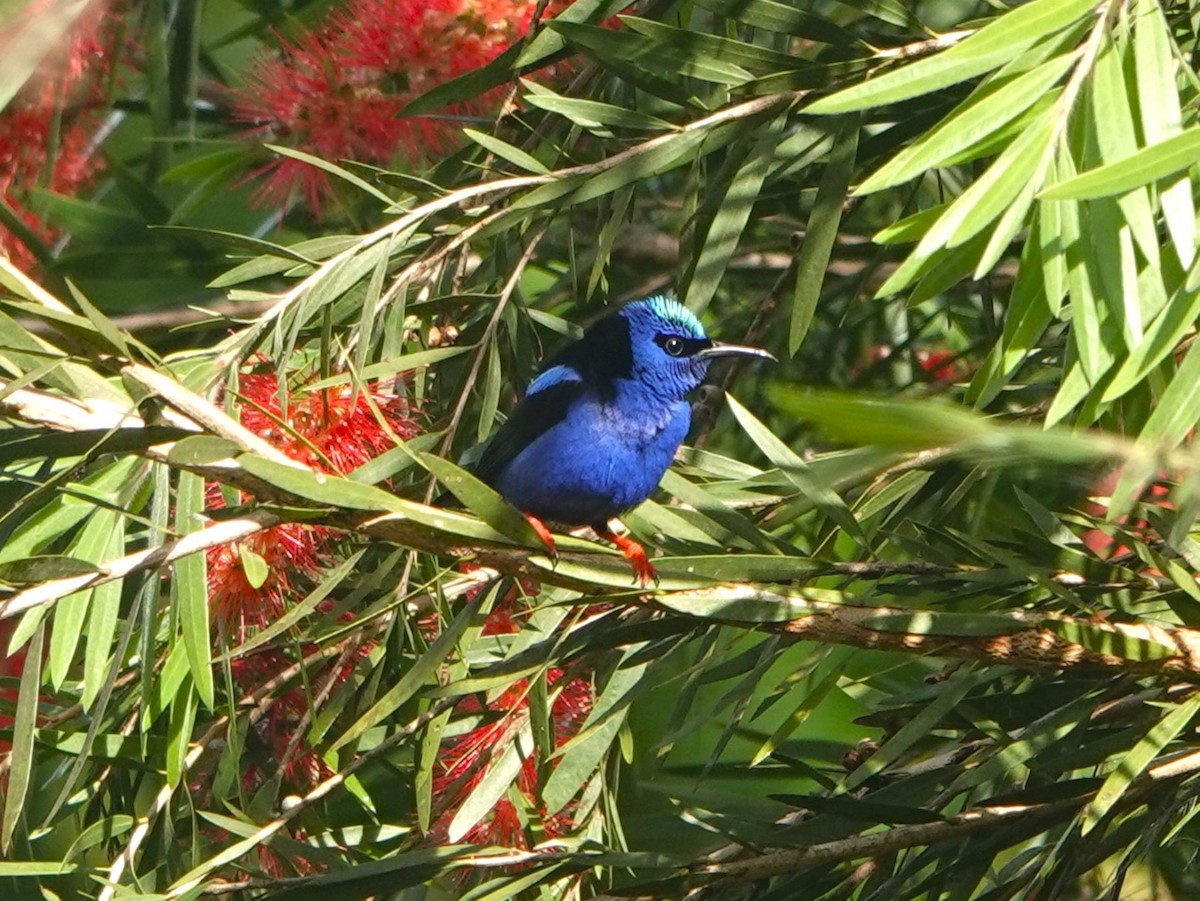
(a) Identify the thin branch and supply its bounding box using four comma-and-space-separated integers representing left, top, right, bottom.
693, 744, 1200, 885
0, 510, 280, 621
660, 584, 1200, 679
97, 633, 379, 900
214, 91, 800, 373
8, 365, 1200, 682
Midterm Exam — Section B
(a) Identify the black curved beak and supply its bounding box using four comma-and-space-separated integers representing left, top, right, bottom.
697, 341, 777, 363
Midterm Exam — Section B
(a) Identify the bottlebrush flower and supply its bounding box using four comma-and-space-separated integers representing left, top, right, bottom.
428, 668, 594, 848
915, 348, 967, 383
426, 598, 595, 850
0, 0, 124, 268
207, 369, 421, 635
1081, 468, 1174, 565
232, 0, 569, 211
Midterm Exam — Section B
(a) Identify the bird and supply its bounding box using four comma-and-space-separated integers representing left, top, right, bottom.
473, 295, 774, 586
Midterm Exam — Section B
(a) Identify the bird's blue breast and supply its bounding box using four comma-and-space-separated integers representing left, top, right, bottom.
494, 385, 690, 527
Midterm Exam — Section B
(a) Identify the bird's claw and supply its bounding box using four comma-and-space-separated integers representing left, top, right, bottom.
524, 513, 559, 563
630, 554, 659, 589
599, 526, 658, 589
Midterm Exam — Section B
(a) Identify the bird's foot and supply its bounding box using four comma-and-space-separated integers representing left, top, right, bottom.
525, 513, 558, 561
597, 524, 659, 588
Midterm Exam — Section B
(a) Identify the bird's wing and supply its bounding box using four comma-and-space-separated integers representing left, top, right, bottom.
473, 366, 585, 487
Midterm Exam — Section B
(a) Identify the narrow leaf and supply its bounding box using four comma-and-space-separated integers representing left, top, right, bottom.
175, 471, 213, 707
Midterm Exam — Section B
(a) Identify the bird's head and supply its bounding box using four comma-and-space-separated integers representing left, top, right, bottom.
618, 296, 775, 401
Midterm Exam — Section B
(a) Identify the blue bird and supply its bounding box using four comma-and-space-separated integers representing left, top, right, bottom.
474, 295, 774, 585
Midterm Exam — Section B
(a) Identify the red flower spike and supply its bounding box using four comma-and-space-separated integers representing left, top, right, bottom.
232, 0, 572, 212
206, 369, 421, 635
0, 0, 125, 267
427, 669, 594, 851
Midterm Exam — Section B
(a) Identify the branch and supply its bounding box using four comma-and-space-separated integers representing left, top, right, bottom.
7, 369, 1200, 681
657, 585, 1200, 679
214, 90, 801, 374
692, 747, 1200, 886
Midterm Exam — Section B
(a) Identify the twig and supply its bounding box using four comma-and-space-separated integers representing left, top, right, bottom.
9, 363, 1200, 683
0, 510, 280, 621
694, 745, 1200, 884
214, 91, 801, 374
434, 218, 551, 467
97, 634, 376, 900
160, 696, 457, 898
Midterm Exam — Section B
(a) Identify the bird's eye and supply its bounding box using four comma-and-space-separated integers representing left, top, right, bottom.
663, 337, 686, 357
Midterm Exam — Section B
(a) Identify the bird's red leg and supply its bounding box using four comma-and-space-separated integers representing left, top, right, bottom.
595, 521, 658, 588
525, 513, 558, 560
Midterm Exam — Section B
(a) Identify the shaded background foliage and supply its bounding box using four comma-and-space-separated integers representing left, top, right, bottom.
3, 0, 1200, 898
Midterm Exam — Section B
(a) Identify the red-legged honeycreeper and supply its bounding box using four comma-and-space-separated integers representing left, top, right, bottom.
474, 295, 774, 585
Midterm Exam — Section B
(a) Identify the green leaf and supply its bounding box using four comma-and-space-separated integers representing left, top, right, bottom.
416, 705, 452, 835
209, 235, 361, 288
543, 657, 649, 815
1102, 266, 1200, 402
857, 53, 1077, 194
236, 454, 404, 512
1133, 0, 1195, 266
331, 594, 485, 752
166, 435, 242, 466
621, 16, 811, 74
0, 555, 101, 584
419, 454, 542, 547
1081, 695, 1200, 834
0, 0, 89, 111
165, 680, 197, 787
463, 129, 550, 175
50, 508, 119, 690
685, 112, 786, 314
913, 113, 1055, 255
82, 521, 124, 710
552, 21, 753, 87
771, 387, 1119, 465
790, 116, 859, 353
1042, 128, 1200, 199
807, 0, 1097, 114
726, 393, 868, 547
238, 545, 269, 590
174, 471, 213, 708
522, 85, 672, 132
448, 725, 534, 841
692, 0, 853, 43
220, 550, 364, 662
1, 619, 43, 852
1110, 337, 1200, 518
265, 144, 394, 205
773, 793, 944, 824
305, 346, 472, 389
842, 670, 982, 791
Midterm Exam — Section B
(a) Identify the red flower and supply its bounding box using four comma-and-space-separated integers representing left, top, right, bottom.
0, 0, 124, 267
430, 672, 593, 846
207, 369, 421, 635
915, 348, 966, 382
428, 631, 594, 849
206, 516, 326, 635
232, 0, 570, 210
